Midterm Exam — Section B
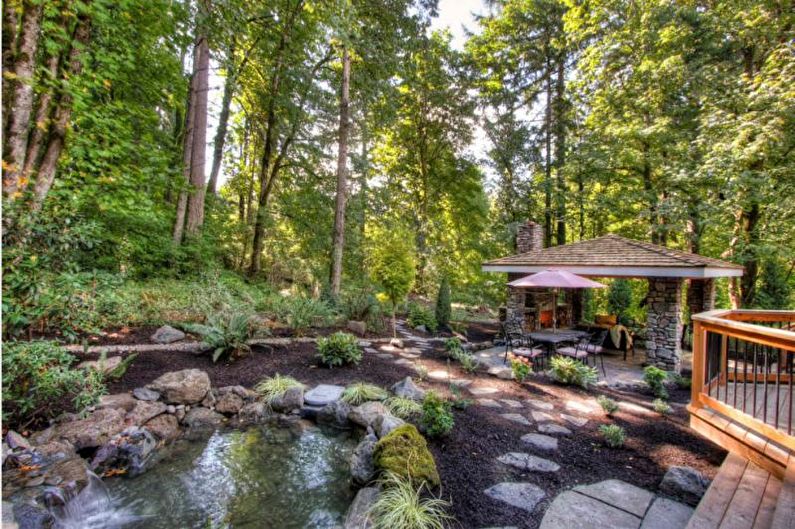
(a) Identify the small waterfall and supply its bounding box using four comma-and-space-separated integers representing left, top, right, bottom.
46, 471, 145, 529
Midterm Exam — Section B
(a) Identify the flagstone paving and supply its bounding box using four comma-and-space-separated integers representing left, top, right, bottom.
538, 423, 573, 436
531, 410, 555, 423
520, 432, 558, 451
500, 413, 531, 426
527, 399, 554, 411
500, 399, 523, 408
484, 483, 546, 514
477, 399, 502, 408
497, 452, 560, 472
469, 386, 500, 396
560, 413, 589, 427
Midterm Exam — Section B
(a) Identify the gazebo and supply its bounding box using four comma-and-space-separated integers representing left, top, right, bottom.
482, 221, 744, 372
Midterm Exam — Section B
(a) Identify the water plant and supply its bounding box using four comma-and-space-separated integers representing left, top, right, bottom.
549, 356, 598, 388
316, 332, 362, 367
342, 382, 388, 405
255, 374, 304, 405
420, 391, 454, 437
599, 424, 626, 447
369, 472, 452, 529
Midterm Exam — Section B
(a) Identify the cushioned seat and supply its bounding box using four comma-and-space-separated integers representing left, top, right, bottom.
584, 344, 605, 354
514, 347, 544, 358
557, 346, 588, 359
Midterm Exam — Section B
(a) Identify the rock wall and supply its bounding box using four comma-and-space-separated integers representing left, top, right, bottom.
645, 277, 684, 372
686, 278, 716, 323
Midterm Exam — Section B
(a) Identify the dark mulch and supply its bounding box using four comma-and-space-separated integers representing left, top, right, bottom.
97, 336, 722, 529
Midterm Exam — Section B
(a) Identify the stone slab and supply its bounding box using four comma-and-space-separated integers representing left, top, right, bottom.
428, 369, 450, 380
484, 482, 546, 513
497, 452, 559, 472
478, 399, 502, 408
469, 386, 499, 396
500, 413, 531, 426
538, 423, 573, 436
376, 353, 393, 360
540, 491, 641, 529
565, 400, 597, 415
639, 497, 693, 529
560, 413, 588, 427
500, 399, 523, 409
531, 411, 554, 423
304, 384, 345, 407
573, 480, 654, 518
527, 399, 554, 411
520, 433, 558, 452
394, 359, 415, 366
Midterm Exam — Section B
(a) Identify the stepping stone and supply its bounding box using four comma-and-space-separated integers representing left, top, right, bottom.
358, 340, 372, 347
394, 358, 415, 366
404, 347, 422, 354
538, 423, 572, 436
500, 399, 523, 408
573, 480, 654, 517
497, 452, 560, 472
376, 354, 393, 360
531, 411, 554, 422
640, 497, 693, 529
400, 352, 420, 359
379, 345, 401, 353
488, 366, 514, 380
469, 386, 499, 396
484, 483, 546, 514
527, 399, 554, 411
560, 413, 588, 427
620, 402, 654, 416
428, 369, 450, 380
450, 379, 472, 387
364, 347, 378, 354
540, 490, 640, 529
520, 433, 558, 452
304, 384, 344, 407
478, 399, 502, 408
500, 413, 531, 426
565, 400, 597, 415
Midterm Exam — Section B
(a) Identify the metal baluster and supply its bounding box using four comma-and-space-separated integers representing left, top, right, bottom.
733, 336, 738, 408
706, 332, 712, 398
752, 343, 758, 419
742, 339, 749, 415
763, 344, 769, 425
788, 352, 793, 436
774, 347, 781, 431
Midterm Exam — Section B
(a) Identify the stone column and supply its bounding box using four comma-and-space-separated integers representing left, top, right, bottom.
645, 277, 684, 372
687, 278, 716, 321
505, 220, 544, 326
506, 273, 526, 325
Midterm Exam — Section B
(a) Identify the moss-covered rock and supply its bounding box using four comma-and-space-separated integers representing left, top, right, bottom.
373, 424, 440, 487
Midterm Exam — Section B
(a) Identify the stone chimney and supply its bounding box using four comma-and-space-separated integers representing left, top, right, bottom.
516, 221, 543, 254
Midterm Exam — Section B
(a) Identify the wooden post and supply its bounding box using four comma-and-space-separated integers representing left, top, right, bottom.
691, 320, 705, 408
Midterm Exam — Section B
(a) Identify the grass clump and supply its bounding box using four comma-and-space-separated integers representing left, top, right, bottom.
420, 391, 454, 437
652, 398, 672, 415
369, 472, 452, 529
643, 366, 669, 399
599, 424, 626, 447
596, 395, 619, 416
549, 356, 598, 389
342, 382, 389, 405
385, 396, 423, 419
373, 424, 440, 487
316, 332, 362, 367
255, 374, 304, 405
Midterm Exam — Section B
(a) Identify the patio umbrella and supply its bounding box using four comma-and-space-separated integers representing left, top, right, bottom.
508, 269, 606, 332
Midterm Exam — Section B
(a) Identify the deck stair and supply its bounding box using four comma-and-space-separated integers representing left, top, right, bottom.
685, 453, 794, 529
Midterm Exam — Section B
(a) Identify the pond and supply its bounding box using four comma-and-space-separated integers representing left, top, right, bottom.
104, 422, 357, 529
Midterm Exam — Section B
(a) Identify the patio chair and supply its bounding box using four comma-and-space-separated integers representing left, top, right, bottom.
556, 335, 592, 363
501, 322, 545, 369
584, 330, 608, 377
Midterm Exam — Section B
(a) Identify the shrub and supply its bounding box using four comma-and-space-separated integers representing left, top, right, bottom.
255, 374, 304, 405
316, 332, 362, 367
385, 397, 423, 419
549, 356, 598, 389
370, 227, 416, 337
599, 424, 626, 447
414, 364, 428, 381
185, 308, 253, 363
340, 287, 380, 322
373, 424, 440, 487
369, 472, 452, 529
444, 337, 463, 355
274, 296, 335, 334
511, 359, 531, 383
342, 383, 389, 405
434, 277, 451, 330
407, 304, 438, 333
643, 366, 669, 399
596, 395, 619, 416
670, 373, 691, 390
653, 398, 672, 415
607, 279, 633, 324
448, 384, 472, 410
2, 341, 106, 427
420, 391, 454, 437
456, 352, 479, 373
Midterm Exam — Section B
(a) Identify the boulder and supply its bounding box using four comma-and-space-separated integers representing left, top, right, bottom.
215, 392, 244, 415
6, 431, 30, 451
182, 407, 224, 440
12, 502, 50, 529
316, 400, 353, 429
90, 427, 157, 477
390, 377, 426, 401
237, 402, 271, 426
347, 320, 367, 336
97, 393, 138, 412
389, 338, 404, 349
46, 456, 89, 486
132, 387, 160, 401
201, 390, 217, 408
51, 408, 126, 450
217, 385, 258, 401
34, 439, 75, 459
660, 466, 710, 506
350, 434, 377, 485
151, 325, 185, 344
143, 414, 180, 442
125, 400, 167, 426
271, 386, 304, 413
147, 369, 210, 404
349, 402, 389, 429
304, 384, 345, 407
77, 356, 122, 374
373, 414, 405, 438
343, 487, 379, 529
373, 424, 439, 487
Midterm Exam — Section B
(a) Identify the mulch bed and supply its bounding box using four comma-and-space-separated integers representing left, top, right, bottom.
93, 331, 723, 529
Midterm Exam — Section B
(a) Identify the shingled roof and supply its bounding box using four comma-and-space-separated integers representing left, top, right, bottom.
482, 234, 743, 278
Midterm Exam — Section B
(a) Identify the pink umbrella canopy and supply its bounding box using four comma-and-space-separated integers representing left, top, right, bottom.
507, 269, 606, 289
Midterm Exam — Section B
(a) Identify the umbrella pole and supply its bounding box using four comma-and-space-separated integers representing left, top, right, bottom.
552, 289, 557, 333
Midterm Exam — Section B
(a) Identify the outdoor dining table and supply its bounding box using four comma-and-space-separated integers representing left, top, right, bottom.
528, 330, 589, 356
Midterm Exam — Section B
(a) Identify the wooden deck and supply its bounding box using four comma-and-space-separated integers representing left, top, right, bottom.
686, 453, 794, 529
706, 384, 794, 434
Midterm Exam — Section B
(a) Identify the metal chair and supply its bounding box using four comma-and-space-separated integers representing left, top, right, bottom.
584, 330, 608, 377
501, 321, 545, 369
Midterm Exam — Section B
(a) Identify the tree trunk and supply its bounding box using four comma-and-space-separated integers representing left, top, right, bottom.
543, 58, 553, 248
207, 47, 235, 196
359, 117, 369, 271
740, 202, 760, 306
185, 34, 209, 235
554, 58, 566, 245
173, 48, 198, 244
2, 0, 19, 135
22, 53, 60, 184
329, 45, 351, 298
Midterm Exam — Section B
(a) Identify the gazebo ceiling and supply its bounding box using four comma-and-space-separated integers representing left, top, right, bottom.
482, 234, 744, 279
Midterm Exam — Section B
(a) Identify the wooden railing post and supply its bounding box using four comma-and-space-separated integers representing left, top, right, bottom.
691, 320, 705, 409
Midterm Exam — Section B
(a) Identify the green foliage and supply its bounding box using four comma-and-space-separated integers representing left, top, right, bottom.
2, 341, 106, 427
653, 398, 672, 415
420, 391, 454, 437
339, 286, 381, 323
107, 353, 138, 381
407, 303, 438, 333
373, 424, 440, 487
643, 366, 669, 399
316, 332, 362, 368
445, 340, 479, 373
272, 296, 336, 334
434, 277, 452, 329
669, 373, 691, 390
511, 359, 531, 383
444, 337, 463, 354
596, 395, 619, 416
385, 397, 424, 419
369, 472, 452, 529
599, 424, 626, 448
414, 364, 429, 381
549, 356, 599, 389
255, 374, 304, 405
447, 384, 473, 410
185, 308, 254, 363
607, 279, 633, 325
342, 383, 389, 405
755, 259, 793, 309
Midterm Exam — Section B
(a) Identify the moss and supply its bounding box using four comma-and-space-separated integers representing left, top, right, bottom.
373, 424, 440, 487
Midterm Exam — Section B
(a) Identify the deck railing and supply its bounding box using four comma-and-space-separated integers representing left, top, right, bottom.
690, 310, 795, 472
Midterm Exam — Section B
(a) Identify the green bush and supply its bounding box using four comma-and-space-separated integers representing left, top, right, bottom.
185, 308, 254, 363
342, 382, 388, 405
670, 373, 691, 390
369, 472, 452, 529
511, 359, 531, 383
643, 366, 669, 399
316, 332, 362, 367
607, 279, 633, 324
2, 341, 106, 426
420, 391, 454, 437
255, 374, 305, 405
596, 395, 619, 416
652, 398, 672, 415
549, 356, 598, 388
340, 287, 380, 322
373, 424, 440, 487
434, 277, 451, 329
599, 424, 626, 447
444, 337, 463, 355
407, 303, 438, 333
273, 296, 336, 334
385, 397, 423, 419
